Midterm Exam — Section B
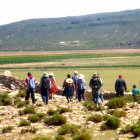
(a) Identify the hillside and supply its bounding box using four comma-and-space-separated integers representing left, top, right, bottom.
0, 9, 140, 51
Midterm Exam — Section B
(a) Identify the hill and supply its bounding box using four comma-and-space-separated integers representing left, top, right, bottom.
0, 9, 140, 51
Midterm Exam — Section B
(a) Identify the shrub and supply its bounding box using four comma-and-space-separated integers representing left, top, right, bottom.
113, 110, 127, 118
134, 94, 140, 103
122, 95, 133, 103
120, 125, 132, 134
105, 116, 120, 130
58, 107, 72, 114
87, 114, 104, 123
55, 135, 65, 140
44, 114, 67, 126
19, 119, 30, 126
16, 101, 25, 108
58, 124, 80, 135
83, 101, 96, 111
32, 137, 52, 140
47, 109, 58, 116
17, 90, 26, 98
131, 121, 140, 137
19, 106, 36, 115
100, 123, 108, 131
106, 97, 126, 109
28, 114, 41, 123
0, 102, 3, 106
2, 126, 13, 133
0, 93, 12, 106
73, 132, 92, 140
21, 126, 38, 134
36, 113, 46, 119
14, 98, 21, 105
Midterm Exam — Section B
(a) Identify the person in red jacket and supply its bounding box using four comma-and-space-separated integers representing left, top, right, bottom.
25, 72, 36, 104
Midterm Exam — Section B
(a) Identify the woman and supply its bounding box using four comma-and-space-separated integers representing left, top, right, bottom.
62, 74, 75, 103
49, 72, 58, 100
39, 72, 51, 105
77, 74, 86, 102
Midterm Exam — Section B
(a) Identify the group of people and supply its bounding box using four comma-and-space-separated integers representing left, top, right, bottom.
25, 71, 140, 105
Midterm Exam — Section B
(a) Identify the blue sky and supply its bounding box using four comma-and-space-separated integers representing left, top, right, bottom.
0, 0, 140, 25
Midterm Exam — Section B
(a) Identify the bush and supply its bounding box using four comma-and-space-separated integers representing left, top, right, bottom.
19, 106, 36, 115
83, 101, 96, 111
2, 126, 13, 133
55, 135, 65, 140
58, 107, 72, 114
36, 113, 46, 119
73, 132, 92, 140
0, 101, 3, 106
32, 137, 52, 140
87, 114, 104, 123
100, 123, 108, 131
19, 119, 30, 126
122, 95, 133, 103
134, 94, 140, 103
44, 114, 67, 126
21, 126, 38, 134
16, 101, 25, 108
104, 116, 120, 130
120, 125, 132, 134
106, 97, 126, 109
58, 124, 80, 135
17, 90, 26, 98
113, 110, 127, 118
28, 114, 41, 123
0, 93, 12, 106
14, 98, 21, 105
47, 109, 58, 116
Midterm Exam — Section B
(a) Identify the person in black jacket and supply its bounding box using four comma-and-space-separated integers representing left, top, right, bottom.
115, 74, 127, 97
89, 73, 102, 104
39, 72, 51, 105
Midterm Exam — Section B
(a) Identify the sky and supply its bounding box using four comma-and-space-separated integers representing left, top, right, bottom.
0, 0, 140, 25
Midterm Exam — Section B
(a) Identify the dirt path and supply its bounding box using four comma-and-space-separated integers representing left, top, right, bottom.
0, 49, 140, 56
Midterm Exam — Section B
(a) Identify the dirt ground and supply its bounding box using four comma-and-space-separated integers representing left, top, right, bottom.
0, 49, 140, 56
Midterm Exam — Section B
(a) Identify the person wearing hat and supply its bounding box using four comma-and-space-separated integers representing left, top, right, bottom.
89, 73, 102, 105
72, 71, 79, 98
39, 72, 51, 105
62, 74, 75, 103
76, 74, 86, 102
49, 72, 58, 100
115, 74, 127, 97
25, 72, 36, 104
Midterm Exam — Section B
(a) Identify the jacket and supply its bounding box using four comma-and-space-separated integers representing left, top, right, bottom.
115, 78, 127, 92
89, 78, 102, 90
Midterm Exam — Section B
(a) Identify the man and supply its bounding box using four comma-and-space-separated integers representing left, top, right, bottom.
89, 73, 102, 105
25, 72, 36, 104
115, 74, 127, 97
72, 71, 78, 97
39, 72, 51, 105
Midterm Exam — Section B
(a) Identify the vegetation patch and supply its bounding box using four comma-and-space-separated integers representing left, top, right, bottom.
106, 97, 126, 109
122, 95, 133, 103
2, 126, 13, 133
28, 114, 41, 123
134, 94, 140, 103
83, 101, 96, 111
100, 116, 120, 130
87, 114, 104, 123
21, 126, 38, 134
58, 124, 81, 135
55, 135, 65, 140
32, 137, 52, 140
19, 119, 31, 126
0, 93, 12, 106
44, 114, 67, 126
113, 109, 127, 118
19, 106, 36, 115
73, 131, 92, 140
47, 109, 58, 116
17, 90, 26, 98
58, 107, 72, 114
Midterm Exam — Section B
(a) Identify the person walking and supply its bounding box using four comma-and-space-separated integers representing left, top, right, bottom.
72, 71, 79, 98
39, 72, 51, 105
115, 74, 127, 97
132, 85, 139, 100
89, 73, 102, 105
77, 74, 86, 102
49, 72, 58, 100
62, 74, 75, 103
25, 72, 36, 104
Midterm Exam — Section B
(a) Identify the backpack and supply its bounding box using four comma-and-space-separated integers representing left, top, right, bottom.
27, 77, 35, 89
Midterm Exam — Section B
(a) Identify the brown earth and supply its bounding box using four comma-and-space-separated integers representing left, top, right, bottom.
0, 49, 140, 56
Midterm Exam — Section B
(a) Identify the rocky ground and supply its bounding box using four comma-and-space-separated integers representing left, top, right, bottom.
0, 92, 140, 140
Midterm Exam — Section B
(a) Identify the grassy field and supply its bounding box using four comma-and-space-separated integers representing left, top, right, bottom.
0, 52, 140, 91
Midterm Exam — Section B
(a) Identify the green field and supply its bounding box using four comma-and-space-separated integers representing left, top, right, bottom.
0, 52, 140, 91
